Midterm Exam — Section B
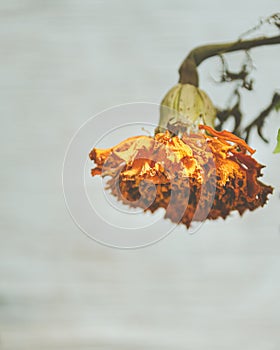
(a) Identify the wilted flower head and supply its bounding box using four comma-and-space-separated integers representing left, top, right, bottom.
89, 125, 273, 228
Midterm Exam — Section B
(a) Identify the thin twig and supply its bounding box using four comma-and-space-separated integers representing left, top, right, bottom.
243, 92, 280, 143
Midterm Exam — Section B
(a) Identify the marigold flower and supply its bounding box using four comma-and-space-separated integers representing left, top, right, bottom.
89, 125, 273, 228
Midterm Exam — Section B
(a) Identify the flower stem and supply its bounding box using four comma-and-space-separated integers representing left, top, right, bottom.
179, 35, 280, 86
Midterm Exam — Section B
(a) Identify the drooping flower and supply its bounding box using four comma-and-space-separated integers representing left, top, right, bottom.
89, 125, 273, 228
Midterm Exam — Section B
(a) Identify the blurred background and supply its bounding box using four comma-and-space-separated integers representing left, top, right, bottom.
0, 1, 279, 349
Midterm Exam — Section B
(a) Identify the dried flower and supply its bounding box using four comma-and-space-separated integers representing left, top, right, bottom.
89, 125, 273, 228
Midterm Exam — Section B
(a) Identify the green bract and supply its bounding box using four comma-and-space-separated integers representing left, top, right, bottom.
156, 83, 216, 134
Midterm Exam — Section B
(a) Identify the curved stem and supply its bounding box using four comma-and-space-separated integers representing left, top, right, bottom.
179, 35, 280, 86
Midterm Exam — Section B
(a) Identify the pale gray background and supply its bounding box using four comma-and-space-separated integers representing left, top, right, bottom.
1, 1, 280, 349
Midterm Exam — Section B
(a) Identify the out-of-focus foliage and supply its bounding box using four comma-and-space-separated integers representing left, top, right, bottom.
273, 129, 280, 154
